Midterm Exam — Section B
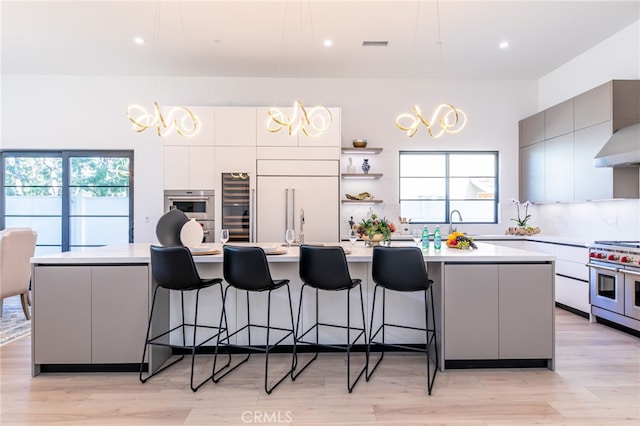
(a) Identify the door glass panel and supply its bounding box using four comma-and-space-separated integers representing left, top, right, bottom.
597, 274, 616, 300
69, 217, 130, 246
635, 281, 640, 308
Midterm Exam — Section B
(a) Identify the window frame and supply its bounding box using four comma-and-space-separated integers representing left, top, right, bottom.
398, 150, 499, 225
1, 150, 134, 252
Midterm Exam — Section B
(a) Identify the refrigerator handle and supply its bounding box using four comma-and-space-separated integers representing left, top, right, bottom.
284, 188, 289, 231
250, 188, 255, 242
291, 188, 296, 233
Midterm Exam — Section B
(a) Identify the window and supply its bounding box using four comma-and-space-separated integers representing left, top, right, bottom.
1, 151, 133, 254
399, 151, 498, 224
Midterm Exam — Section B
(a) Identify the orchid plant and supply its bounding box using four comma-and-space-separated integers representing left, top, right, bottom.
510, 198, 532, 227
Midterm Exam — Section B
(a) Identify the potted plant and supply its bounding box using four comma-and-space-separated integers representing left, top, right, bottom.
356, 213, 395, 246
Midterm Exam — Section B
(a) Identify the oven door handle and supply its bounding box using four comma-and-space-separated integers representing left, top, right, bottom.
622, 269, 640, 277
166, 196, 210, 202
585, 263, 619, 272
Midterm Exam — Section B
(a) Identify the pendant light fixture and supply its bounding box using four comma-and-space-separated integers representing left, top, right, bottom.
265, 0, 333, 138
395, 0, 467, 139
125, 1, 200, 138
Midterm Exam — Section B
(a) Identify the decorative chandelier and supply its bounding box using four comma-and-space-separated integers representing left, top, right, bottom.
395, 0, 467, 139
395, 103, 466, 138
126, 102, 200, 137
267, 100, 333, 137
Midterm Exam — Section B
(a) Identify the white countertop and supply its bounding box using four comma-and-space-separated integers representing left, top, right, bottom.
31, 241, 555, 265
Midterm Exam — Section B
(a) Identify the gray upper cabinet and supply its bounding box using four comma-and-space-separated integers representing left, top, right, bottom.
544, 99, 573, 139
520, 79, 640, 202
519, 142, 545, 203
519, 111, 544, 147
574, 82, 611, 131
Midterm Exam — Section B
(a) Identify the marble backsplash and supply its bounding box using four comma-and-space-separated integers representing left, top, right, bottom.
529, 199, 640, 242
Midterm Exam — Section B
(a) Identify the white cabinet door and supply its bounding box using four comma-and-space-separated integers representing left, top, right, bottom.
257, 176, 290, 242
163, 146, 215, 190
188, 146, 215, 189
290, 176, 339, 243
163, 146, 190, 190
214, 107, 256, 146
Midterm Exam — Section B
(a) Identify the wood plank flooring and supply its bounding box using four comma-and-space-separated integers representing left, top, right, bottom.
1, 308, 639, 425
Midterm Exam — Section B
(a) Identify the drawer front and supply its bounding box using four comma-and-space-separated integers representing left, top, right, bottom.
556, 259, 589, 281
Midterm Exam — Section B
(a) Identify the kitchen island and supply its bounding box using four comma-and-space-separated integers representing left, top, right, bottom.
30, 242, 555, 376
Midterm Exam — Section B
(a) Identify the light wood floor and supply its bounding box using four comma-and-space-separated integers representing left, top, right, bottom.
1, 308, 639, 425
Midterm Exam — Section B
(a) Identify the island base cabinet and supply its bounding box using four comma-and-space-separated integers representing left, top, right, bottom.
33, 265, 149, 372
33, 266, 93, 364
498, 264, 554, 359
444, 263, 554, 363
444, 264, 499, 359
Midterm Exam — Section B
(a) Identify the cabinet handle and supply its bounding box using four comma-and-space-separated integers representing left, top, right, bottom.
585, 263, 619, 272
250, 188, 255, 242
623, 269, 640, 277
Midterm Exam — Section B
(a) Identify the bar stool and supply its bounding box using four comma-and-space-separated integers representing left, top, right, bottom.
213, 245, 295, 394
367, 245, 439, 395
141, 245, 227, 392
293, 245, 367, 393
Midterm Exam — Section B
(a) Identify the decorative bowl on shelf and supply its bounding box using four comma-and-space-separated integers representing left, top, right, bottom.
352, 139, 368, 148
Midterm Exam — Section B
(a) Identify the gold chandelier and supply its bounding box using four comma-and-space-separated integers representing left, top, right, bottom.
267, 100, 333, 137
395, 0, 467, 139
395, 103, 466, 138
126, 102, 200, 137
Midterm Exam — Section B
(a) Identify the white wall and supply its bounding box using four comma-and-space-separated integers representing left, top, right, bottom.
1, 75, 536, 242
534, 19, 640, 242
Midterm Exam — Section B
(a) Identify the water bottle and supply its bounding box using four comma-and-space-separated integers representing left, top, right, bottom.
434, 225, 441, 251
421, 225, 429, 250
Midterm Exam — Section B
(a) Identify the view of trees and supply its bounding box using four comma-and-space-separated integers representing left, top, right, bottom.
4, 156, 130, 197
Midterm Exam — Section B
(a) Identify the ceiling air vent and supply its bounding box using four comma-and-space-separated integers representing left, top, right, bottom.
362, 41, 389, 47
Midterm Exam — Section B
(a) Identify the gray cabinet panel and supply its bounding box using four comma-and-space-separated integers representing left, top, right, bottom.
574, 82, 611, 131
612, 80, 640, 132
444, 264, 499, 359
519, 142, 545, 202
91, 266, 149, 364
33, 266, 92, 364
519, 112, 545, 147
498, 264, 554, 359
573, 121, 613, 200
544, 133, 574, 201
545, 99, 573, 139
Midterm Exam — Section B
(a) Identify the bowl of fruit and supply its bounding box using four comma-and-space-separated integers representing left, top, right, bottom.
446, 232, 477, 250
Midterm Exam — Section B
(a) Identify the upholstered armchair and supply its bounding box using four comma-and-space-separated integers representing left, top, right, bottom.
0, 228, 37, 320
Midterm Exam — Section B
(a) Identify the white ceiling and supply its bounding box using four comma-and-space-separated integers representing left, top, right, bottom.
1, 0, 639, 79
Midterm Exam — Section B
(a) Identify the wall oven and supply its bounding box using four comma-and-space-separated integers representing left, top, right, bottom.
163, 190, 215, 242
588, 241, 640, 332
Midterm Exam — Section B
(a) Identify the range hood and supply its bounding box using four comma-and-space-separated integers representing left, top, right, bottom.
594, 123, 640, 167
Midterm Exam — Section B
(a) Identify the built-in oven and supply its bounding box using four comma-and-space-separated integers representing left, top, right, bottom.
163, 190, 215, 242
623, 267, 640, 321
588, 261, 624, 315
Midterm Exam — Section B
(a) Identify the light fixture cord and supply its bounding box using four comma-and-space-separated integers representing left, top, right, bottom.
436, 0, 444, 78
407, 0, 421, 97
274, 0, 289, 106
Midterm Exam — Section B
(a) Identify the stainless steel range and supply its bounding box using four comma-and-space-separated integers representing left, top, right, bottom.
587, 241, 640, 332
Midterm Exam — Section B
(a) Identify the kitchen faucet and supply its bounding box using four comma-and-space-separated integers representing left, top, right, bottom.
449, 210, 463, 235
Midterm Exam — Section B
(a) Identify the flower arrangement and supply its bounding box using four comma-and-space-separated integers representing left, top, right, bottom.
356, 213, 395, 243
510, 198, 532, 227
507, 198, 541, 236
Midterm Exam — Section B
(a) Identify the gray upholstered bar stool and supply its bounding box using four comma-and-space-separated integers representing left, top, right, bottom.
213, 245, 295, 394
367, 245, 439, 394
292, 244, 367, 393
141, 245, 227, 392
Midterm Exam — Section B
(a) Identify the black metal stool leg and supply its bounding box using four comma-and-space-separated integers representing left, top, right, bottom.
426, 286, 438, 395
291, 284, 319, 380
346, 283, 367, 393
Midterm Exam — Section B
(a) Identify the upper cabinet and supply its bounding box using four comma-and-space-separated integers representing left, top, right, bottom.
544, 99, 574, 139
256, 107, 341, 148
519, 111, 544, 147
214, 107, 256, 146
519, 80, 640, 202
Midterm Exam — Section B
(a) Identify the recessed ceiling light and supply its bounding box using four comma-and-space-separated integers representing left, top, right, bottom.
134, 37, 145, 45
499, 41, 510, 49
323, 39, 333, 47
